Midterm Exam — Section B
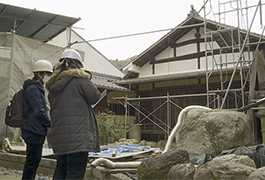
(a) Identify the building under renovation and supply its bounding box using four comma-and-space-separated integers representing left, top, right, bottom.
116, 0, 265, 143
1, 1, 265, 146
0, 3, 131, 145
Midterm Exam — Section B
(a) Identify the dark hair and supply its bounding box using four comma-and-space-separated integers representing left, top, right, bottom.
60, 58, 83, 71
33, 72, 46, 80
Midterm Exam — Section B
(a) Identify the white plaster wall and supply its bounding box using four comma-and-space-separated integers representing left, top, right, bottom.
156, 46, 174, 60
155, 59, 198, 75
138, 28, 200, 77
178, 28, 196, 43
169, 59, 198, 73
200, 41, 220, 51
177, 44, 196, 56
199, 56, 214, 70
199, 50, 251, 71
139, 62, 152, 77
155, 63, 169, 75
134, 26, 252, 78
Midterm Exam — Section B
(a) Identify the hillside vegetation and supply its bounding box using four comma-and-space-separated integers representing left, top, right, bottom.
110, 55, 137, 68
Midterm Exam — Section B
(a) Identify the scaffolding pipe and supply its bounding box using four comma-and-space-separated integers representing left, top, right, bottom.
125, 95, 128, 138
90, 158, 141, 169
220, 0, 261, 109
125, 92, 215, 101
204, 0, 210, 106
91, 166, 138, 174
162, 105, 212, 154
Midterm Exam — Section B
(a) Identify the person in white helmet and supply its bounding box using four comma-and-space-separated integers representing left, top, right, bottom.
45, 49, 101, 180
21, 60, 53, 180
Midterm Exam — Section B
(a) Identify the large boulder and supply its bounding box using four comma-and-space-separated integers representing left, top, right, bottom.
167, 163, 196, 180
246, 166, 265, 180
137, 148, 189, 180
175, 108, 253, 154
194, 154, 256, 180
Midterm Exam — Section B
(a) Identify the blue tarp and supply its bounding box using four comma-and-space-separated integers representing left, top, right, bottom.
89, 143, 151, 157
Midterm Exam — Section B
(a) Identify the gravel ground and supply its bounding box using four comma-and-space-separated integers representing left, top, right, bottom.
0, 167, 52, 180
0, 167, 138, 180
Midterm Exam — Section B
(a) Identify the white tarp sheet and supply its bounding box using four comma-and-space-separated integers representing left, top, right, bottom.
0, 32, 64, 145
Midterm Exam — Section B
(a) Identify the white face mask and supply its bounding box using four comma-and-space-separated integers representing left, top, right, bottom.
43, 75, 50, 82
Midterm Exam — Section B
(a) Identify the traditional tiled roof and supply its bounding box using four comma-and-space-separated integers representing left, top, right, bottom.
90, 71, 129, 91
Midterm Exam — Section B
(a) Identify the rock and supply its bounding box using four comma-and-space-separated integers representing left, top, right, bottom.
246, 166, 265, 180
157, 140, 166, 148
175, 108, 253, 154
194, 154, 256, 180
189, 153, 218, 166
117, 138, 139, 144
128, 139, 139, 144
137, 148, 189, 180
139, 140, 157, 147
118, 138, 127, 143
145, 141, 157, 147
167, 163, 196, 180
139, 140, 146, 146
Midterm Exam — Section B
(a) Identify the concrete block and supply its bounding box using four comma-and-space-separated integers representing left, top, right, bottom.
39, 157, 56, 169
37, 166, 54, 176
0, 152, 55, 176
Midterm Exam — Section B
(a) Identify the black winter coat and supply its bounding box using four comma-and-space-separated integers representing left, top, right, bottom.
22, 79, 51, 144
45, 69, 101, 155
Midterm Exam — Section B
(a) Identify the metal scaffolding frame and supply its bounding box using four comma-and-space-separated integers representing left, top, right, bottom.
205, 0, 265, 109
114, 0, 265, 139
114, 93, 216, 139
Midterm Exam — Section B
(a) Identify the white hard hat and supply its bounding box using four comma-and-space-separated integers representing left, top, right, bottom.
33, 60, 53, 73
60, 49, 83, 64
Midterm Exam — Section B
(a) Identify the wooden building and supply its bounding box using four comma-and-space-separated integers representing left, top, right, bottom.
116, 5, 265, 142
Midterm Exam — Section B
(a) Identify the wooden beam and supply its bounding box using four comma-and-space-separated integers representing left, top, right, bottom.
151, 47, 259, 64
257, 50, 265, 90
145, 54, 155, 74
168, 38, 176, 48
171, 37, 211, 48
145, 54, 155, 63
152, 50, 219, 64
195, 27, 201, 69
247, 50, 258, 142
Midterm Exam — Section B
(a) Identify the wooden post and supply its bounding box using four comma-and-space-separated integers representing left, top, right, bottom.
254, 49, 265, 144
248, 50, 257, 143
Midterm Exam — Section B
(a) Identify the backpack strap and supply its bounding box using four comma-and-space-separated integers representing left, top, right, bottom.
23, 89, 31, 127
23, 87, 42, 126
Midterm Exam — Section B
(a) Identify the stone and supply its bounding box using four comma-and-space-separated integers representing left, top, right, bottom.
246, 166, 265, 180
137, 148, 189, 180
145, 141, 157, 147
167, 163, 196, 180
139, 140, 146, 146
117, 138, 139, 144
157, 140, 166, 148
194, 154, 256, 180
175, 108, 253, 154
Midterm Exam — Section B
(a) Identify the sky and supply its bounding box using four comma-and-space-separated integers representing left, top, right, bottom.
1, 0, 264, 60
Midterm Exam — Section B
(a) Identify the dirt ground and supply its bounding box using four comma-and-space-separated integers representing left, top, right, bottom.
0, 167, 52, 180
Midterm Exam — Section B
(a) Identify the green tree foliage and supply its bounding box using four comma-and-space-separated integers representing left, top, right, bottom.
110, 55, 137, 68
96, 110, 125, 145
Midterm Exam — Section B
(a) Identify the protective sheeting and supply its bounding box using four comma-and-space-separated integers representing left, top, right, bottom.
189, 145, 265, 168
89, 143, 152, 158
0, 32, 64, 145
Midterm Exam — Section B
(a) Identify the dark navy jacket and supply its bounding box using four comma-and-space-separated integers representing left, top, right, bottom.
21, 79, 51, 144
